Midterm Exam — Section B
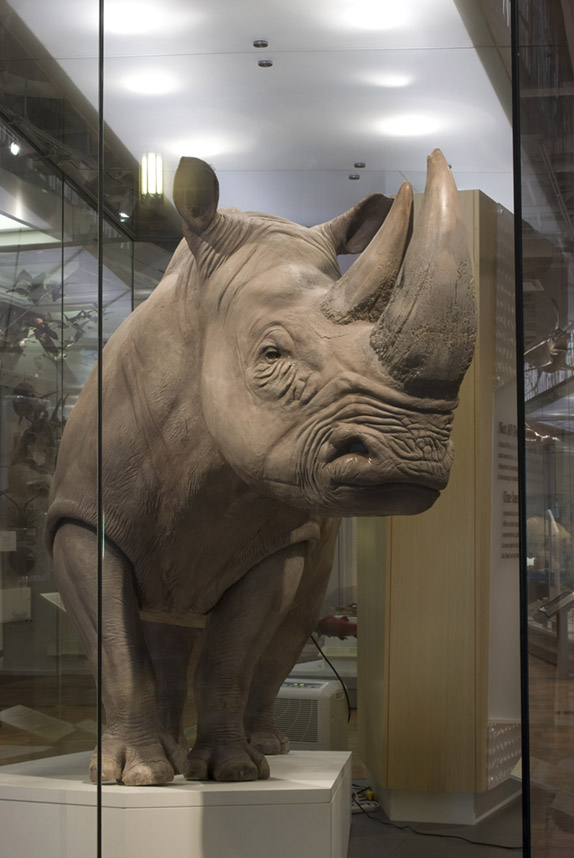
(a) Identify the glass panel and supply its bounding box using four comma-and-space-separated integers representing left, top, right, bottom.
0, 121, 67, 765
0, 0, 137, 225
518, 0, 574, 855
92, 5, 521, 849
0, 127, 135, 768
0, 11, 135, 853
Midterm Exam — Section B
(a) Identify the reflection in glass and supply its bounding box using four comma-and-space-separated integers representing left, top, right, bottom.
0, 115, 135, 769
518, 0, 574, 855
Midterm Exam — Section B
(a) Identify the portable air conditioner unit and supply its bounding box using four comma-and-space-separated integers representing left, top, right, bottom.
273, 679, 348, 751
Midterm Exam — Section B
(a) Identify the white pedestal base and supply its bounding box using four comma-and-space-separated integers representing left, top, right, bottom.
0, 750, 351, 858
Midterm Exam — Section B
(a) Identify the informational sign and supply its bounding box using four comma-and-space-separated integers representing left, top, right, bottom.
489, 381, 521, 721
497, 420, 519, 560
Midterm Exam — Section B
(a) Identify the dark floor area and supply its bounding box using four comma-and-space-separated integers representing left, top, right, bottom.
348, 796, 523, 857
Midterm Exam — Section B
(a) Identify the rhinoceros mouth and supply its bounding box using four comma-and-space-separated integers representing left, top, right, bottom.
325, 480, 441, 517
321, 429, 453, 492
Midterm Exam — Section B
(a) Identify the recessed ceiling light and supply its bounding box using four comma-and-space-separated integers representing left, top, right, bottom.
258, 59, 273, 68
105, 2, 163, 33
349, 174, 360, 180
373, 73, 412, 88
377, 113, 442, 137
104, 2, 198, 35
167, 135, 240, 160
354, 162, 366, 169
253, 39, 269, 48
123, 71, 180, 96
336, 1, 408, 31
9, 142, 20, 156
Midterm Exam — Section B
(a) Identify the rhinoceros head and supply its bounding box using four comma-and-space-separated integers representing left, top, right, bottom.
172, 151, 476, 517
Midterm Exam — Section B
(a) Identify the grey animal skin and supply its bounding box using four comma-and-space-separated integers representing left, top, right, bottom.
46, 149, 476, 786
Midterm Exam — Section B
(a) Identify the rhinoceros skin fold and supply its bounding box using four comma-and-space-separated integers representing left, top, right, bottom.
46, 149, 476, 785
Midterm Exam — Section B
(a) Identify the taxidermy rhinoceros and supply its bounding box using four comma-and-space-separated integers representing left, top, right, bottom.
46, 149, 476, 786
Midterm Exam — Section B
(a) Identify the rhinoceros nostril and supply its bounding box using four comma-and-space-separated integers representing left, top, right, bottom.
348, 441, 369, 456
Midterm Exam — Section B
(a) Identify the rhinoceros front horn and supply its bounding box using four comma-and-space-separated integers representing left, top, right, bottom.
367, 149, 476, 400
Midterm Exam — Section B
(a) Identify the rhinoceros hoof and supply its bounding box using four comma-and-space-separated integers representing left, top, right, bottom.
90, 728, 189, 786
186, 741, 270, 782
248, 728, 290, 755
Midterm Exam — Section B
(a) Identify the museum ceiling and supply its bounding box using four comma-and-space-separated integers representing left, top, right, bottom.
0, 0, 514, 227
0, 0, 573, 395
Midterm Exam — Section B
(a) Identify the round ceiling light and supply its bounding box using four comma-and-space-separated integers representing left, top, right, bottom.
374, 73, 412, 88
336, 1, 408, 31
167, 134, 244, 160
377, 113, 442, 137
123, 71, 180, 96
258, 59, 273, 68
349, 174, 360, 180
253, 39, 269, 48
105, 2, 164, 34
104, 2, 198, 35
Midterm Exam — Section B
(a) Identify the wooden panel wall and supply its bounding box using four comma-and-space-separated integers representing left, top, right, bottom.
358, 190, 498, 794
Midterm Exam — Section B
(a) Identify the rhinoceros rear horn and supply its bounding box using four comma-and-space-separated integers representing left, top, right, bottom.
320, 182, 413, 323
318, 194, 395, 255
173, 157, 220, 234
370, 149, 476, 401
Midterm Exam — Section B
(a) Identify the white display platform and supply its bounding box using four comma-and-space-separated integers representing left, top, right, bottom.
0, 749, 351, 858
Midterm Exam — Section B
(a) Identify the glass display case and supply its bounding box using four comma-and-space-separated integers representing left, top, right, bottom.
0, 1, 536, 856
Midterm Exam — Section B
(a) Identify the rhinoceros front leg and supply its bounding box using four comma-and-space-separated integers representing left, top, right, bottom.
245, 521, 339, 755
187, 543, 306, 782
52, 522, 188, 785
243, 590, 328, 756
141, 620, 199, 746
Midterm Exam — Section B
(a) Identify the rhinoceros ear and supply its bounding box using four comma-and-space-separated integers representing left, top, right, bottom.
314, 194, 395, 254
173, 157, 220, 234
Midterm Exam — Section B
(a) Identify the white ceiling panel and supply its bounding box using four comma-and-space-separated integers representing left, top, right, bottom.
12, 0, 476, 59
9, 0, 514, 220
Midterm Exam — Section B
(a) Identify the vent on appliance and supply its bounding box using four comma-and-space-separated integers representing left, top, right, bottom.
273, 679, 348, 751
274, 698, 318, 743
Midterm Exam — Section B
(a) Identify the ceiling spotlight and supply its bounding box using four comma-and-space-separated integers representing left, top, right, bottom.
258, 59, 273, 68
253, 39, 268, 48
353, 162, 366, 169
9, 142, 20, 156
349, 174, 360, 180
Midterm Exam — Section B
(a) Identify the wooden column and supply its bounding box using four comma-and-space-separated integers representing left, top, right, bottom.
357, 191, 510, 805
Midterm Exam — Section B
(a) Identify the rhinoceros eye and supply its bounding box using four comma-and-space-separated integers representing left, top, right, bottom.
263, 346, 282, 362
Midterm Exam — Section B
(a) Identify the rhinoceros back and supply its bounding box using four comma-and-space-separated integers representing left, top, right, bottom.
45, 239, 203, 559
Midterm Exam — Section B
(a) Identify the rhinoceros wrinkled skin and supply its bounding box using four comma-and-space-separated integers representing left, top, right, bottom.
46, 149, 476, 786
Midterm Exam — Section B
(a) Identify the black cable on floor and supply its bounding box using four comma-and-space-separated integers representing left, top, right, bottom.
310, 633, 352, 722
351, 798, 523, 851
